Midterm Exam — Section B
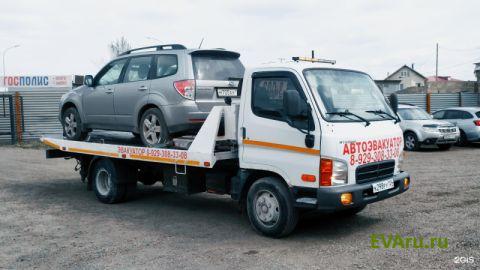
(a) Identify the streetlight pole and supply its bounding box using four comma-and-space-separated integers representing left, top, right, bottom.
2, 44, 20, 88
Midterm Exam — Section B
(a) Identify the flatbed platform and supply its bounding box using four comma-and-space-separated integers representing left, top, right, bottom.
41, 106, 239, 168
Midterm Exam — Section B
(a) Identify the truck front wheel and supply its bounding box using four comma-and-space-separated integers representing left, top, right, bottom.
246, 177, 298, 238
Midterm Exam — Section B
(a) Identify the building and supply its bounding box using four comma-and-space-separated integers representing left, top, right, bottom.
426, 76, 462, 82
375, 80, 401, 96
385, 64, 427, 90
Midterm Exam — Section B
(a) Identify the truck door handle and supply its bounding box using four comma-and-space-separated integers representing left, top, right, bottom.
105, 89, 114, 94
138, 86, 148, 91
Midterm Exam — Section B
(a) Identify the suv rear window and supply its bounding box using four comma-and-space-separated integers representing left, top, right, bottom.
192, 54, 244, 80
476, 111, 480, 118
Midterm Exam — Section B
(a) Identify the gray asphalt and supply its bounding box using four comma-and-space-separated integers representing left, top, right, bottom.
0, 145, 479, 269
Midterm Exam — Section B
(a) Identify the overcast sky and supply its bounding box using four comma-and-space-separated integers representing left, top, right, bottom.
1, 0, 479, 80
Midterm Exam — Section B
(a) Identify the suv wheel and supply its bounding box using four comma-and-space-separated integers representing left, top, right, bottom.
139, 108, 169, 147
456, 130, 468, 146
62, 107, 88, 141
404, 132, 420, 151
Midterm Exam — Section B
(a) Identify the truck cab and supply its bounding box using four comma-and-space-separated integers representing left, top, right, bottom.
235, 61, 409, 234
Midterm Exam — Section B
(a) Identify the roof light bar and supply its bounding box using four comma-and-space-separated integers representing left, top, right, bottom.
292, 56, 336, 65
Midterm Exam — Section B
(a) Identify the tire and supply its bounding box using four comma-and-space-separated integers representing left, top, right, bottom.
456, 130, 468, 146
139, 108, 170, 147
404, 132, 420, 151
335, 205, 366, 217
92, 159, 134, 204
246, 177, 299, 238
62, 107, 88, 141
437, 144, 452, 150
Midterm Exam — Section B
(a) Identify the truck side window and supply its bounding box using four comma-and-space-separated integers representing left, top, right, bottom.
252, 77, 299, 120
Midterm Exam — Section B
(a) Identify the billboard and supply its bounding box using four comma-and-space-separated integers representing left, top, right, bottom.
0, 75, 72, 88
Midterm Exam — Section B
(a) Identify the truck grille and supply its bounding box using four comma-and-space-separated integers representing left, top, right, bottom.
356, 160, 395, 184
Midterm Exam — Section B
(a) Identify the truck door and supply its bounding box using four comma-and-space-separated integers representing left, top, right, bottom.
240, 71, 321, 188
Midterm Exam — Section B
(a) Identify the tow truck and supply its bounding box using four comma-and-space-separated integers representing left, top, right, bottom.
41, 58, 411, 237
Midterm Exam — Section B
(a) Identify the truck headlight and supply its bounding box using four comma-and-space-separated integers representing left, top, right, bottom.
396, 151, 405, 172
320, 158, 348, 186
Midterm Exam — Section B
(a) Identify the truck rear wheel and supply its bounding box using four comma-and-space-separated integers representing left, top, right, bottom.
92, 159, 135, 204
246, 177, 298, 238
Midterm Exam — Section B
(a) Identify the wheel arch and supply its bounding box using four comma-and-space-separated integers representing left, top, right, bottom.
135, 104, 163, 132
234, 169, 290, 208
403, 129, 421, 141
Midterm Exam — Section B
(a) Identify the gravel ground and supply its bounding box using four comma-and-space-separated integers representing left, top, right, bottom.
0, 145, 479, 269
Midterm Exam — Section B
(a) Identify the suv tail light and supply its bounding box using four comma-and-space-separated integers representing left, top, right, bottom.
474, 120, 480, 126
174, 80, 195, 100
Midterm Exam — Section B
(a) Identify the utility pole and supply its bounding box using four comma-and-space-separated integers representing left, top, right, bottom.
435, 43, 439, 81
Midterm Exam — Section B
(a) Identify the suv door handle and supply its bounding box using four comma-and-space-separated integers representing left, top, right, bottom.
138, 86, 148, 91
105, 89, 114, 94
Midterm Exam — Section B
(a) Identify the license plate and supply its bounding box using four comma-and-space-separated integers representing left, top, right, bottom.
444, 134, 456, 139
217, 88, 238, 97
372, 178, 394, 193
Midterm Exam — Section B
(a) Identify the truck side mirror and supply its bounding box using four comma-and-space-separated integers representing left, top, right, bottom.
84, 75, 94, 87
283, 90, 304, 117
389, 93, 399, 114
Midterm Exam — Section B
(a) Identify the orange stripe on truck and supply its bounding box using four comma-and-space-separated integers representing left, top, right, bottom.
68, 147, 118, 158
243, 139, 320, 155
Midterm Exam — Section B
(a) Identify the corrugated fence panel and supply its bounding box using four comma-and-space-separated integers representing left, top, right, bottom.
397, 94, 427, 110
0, 97, 13, 144
430, 93, 460, 112
460, 92, 479, 107
10, 87, 69, 142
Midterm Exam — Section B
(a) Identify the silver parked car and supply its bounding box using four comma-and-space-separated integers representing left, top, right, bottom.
59, 44, 244, 147
432, 107, 480, 145
397, 104, 459, 151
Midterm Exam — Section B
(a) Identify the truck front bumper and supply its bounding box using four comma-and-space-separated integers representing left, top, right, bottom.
292, 171, 410, 212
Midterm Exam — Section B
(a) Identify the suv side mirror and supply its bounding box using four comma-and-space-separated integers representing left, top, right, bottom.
389, 93, 399, 114
84, 75, 94, 87
283, 90, 305, 117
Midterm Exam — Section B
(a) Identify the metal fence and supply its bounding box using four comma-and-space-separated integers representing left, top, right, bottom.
396, 92, 480, 112
397, 94, 427, 110
0, 94, 16, 143
0, 88, 68, 144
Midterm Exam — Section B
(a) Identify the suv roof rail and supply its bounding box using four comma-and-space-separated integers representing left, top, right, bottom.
120, 44, 187, 56
399, 102, 416, 106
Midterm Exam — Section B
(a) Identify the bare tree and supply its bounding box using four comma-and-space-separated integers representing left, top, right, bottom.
108, 37, 132, 58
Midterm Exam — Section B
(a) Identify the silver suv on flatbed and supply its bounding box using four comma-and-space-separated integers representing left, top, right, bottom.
59, 44, 244, 147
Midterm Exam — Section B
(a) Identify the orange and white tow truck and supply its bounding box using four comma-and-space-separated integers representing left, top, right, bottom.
42, 58, 411, 237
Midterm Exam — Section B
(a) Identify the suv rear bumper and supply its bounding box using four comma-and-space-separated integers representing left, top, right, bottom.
292, 171, 410, 212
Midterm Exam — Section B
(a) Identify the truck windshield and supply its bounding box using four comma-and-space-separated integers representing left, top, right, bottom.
304, 69, 394, 122
398, 108, 432, 120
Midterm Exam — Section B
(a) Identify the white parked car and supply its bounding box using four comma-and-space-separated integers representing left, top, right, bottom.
397, 104, 459, 151
432, 107, 480, 145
